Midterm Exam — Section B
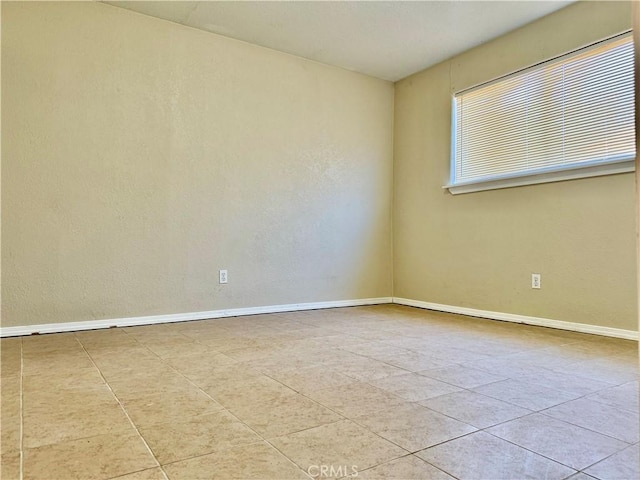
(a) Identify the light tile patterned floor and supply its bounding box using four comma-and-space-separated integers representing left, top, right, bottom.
1, 305, 638, 480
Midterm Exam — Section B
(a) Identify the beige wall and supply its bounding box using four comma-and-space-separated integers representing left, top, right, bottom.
1, 2, 394, 327
635, 2, 640, 338
3, 1, 637, 334
394, 1, 637, 331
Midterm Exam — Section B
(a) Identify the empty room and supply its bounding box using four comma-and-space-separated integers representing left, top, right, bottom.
1, 1, 638, 479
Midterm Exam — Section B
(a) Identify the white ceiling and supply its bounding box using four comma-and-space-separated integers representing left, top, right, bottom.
105, 1, 575, 82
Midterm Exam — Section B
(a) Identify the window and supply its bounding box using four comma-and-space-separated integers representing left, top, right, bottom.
447, 33, 635, 195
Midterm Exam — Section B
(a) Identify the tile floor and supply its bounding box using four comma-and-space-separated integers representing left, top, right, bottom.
1, 305, 638, 480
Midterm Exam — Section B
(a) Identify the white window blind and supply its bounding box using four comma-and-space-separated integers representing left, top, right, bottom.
448, 33, 635, 194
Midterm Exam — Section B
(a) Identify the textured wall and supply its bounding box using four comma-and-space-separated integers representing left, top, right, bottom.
394, 1, 637, 331
1, 2, 394, 327
3, 1, 637, 334
635, 2, 640, 337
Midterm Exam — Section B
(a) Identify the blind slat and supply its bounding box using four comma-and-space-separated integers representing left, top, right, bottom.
452, 34, 635, 185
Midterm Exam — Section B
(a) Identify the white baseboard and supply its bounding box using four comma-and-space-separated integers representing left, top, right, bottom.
0, 297, 392, 337
3, 295, 636, 341
393, 297, 638, 341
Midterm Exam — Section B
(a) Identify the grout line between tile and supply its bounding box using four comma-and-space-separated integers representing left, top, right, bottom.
340, 452, 457, 480
259, 371, 423, 466
479, 429, 583, 474
112, 328, 314, 479
104, 467, 165, 480
236, 343, 418, 472
262, 347, 634, 477
536, 409, 637, 445
56, 307, 636, 480
77, 339, 170, 480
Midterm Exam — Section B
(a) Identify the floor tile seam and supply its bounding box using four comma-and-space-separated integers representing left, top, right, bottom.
410, 429, 480, 457
135, 410, 328, 478
541, 344, 635, 358
103, 466, 163, 480
262, 433, 361, 480
151, 438, 267, 467
336, 375, 444, 406
74, 312, 634, 478
467, 383, 588, 411
514, 377, 621, 397
282, 377, 408, 417
298, 354, 632, 473
467, 410, 534, 431
583, 394, 640, 414
405, 395, 529, 431
251, 418, 347, 443
604, 378, 640, 389
115, 324, 313, 474
334, 349, 411, 366
535, 410, 638, 445
365, 356, 460, 375
412, 369, 507, 390
416, 379, 536, 408
257, 371, 360, 433
587, 401, 640, 415
340, 452, 463, 480
531, 388, 632, 415
77, 339, 170, 480
259, 439, 315, 479
361, 410, 476, 458
484, 430, 582, 473
480, 408, 602, 437
545, 367, 638, 386
481, 426, 621, 473
21, 425, 149, 452
552, 362, 638, 380
152, 342, 234, 361
319, 401, 428, 456
574, 443, 638, 478
381, 349, 465, 366
467, 357, 562, 380
261, 372, 431, 471
22, 392, 131, 416
366, 372, 458, 398
453, 360, 557, 378
328, 368, 408, 384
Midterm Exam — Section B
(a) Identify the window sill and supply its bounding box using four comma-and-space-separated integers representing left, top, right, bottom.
444, 159, 636, 195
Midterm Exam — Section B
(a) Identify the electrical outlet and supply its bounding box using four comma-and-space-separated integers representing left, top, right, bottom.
531, 273, 541, 289
219, 269, 228, 284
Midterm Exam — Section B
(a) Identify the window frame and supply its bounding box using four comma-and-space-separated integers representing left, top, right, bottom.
446, 31, 636, 195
